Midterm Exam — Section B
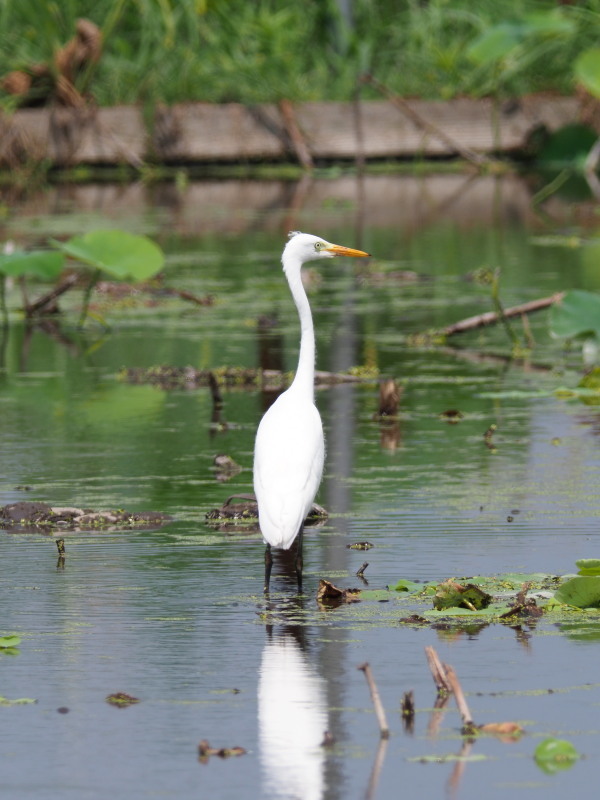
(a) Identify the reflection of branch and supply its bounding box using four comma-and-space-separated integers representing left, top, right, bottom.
426, 693, 451, 739
442, 292, 565, 337
363, 736, 388, 800
446, 737, 475, 800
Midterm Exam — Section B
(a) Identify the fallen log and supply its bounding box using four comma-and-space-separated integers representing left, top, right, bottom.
442, 291, 565, 337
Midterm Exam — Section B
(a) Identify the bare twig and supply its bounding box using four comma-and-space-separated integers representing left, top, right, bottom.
358, 662, 390, 739
443, 664, 476, 733
362, 73, 489, 167
278, 99, 313, 170
378, 378, 400, 417
356, 562, 369, 578
442, 292, 565, 337
425, 645, 452, 694
401, 690, 415, 734
25, 273, 78, 317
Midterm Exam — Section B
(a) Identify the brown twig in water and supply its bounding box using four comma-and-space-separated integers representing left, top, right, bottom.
208, 371, 223, 410
441, 292, 565, 338
56, 538, 65, 570
401, 690, 415, 734
443, 664, 477, 735
425, 645, 452, 694
358, 662, 390, 739
483, 423, 497, 451
25, 274, 78, 317
356, 562, 369, 578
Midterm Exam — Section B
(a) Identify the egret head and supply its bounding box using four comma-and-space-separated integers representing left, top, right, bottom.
283, 231, 369, 270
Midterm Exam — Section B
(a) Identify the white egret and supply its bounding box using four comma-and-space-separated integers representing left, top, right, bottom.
253, 231, 370, 592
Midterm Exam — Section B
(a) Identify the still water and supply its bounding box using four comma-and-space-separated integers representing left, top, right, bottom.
1, 172, 600, 799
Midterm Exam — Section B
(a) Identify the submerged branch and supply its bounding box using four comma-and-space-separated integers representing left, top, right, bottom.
441, 292, 565, 338
121, 365, 379, 391
25, 273, 78, 317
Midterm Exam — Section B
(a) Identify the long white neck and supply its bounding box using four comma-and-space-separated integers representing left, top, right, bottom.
283, 254, 315, 401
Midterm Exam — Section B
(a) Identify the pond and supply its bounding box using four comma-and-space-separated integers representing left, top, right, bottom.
1, 171, 600, 800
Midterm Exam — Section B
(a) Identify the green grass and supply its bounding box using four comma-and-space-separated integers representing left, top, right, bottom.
1, 0, 600, 106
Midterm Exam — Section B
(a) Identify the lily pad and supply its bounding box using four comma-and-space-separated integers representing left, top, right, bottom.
554, 576, 600, 608
392, 579, 423, 593
576, 558, 600, 576
534, 738, 580, 774
105, 692, 140, 708
0, 695, 36, 706
0, 634, 21, 650
54, 230, 164, 282
0, 250, 64, 280
549, 289, 600, 340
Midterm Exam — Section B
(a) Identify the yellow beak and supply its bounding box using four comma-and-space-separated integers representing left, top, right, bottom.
325, 243, 370, 257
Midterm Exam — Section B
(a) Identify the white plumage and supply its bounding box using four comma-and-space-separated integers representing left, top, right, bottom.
253, 231, 369, 592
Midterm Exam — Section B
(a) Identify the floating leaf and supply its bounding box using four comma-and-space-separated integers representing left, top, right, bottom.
55, 230, 164, 282
0, 634, 21, 649
549, 289, 600, 340
433, 579, 492, 612
576, 558, 600, 576
105, 692, 140, 708
0, 250, 64, 280
0, 695, 36, 706
554, 576, 600, 608
393, 579, 422, 594
578, 368, 600, 391
479, 721, 523, 739
198, 739, 247, 760
534, 738, 580, 774
317, 579, 361, 607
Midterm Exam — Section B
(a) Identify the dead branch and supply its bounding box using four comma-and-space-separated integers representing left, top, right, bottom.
278, 99, 314, 170
358, 662, 390, 739
443, 664, 476, 732
442, 292, 565, 337
362, 74, 489, 167
425, 645, 452, 694
25, 274, 78, 317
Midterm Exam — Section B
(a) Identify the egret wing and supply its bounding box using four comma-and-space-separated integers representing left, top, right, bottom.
254, 392, 324, 549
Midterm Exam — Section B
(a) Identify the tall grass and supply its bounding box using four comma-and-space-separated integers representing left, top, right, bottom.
1, 0, 600, 106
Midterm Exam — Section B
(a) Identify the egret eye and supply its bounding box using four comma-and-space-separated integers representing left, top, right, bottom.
314, 242, 325, 251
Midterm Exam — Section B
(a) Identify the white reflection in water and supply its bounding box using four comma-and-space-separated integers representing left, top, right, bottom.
258, 627, 327, 800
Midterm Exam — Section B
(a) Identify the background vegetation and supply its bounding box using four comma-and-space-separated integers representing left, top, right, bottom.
1, 0, 600, 107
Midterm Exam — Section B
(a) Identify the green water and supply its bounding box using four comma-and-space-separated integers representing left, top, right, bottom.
1, 173, 600, 800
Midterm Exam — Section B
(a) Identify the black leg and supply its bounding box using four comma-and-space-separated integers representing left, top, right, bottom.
294, 527, 304, 593
264, 543, 273, 594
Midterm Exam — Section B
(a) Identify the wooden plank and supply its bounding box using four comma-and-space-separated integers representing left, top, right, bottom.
1, 97, 580, 166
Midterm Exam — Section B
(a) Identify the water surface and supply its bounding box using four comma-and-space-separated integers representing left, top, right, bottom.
1, 172, 600, 799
